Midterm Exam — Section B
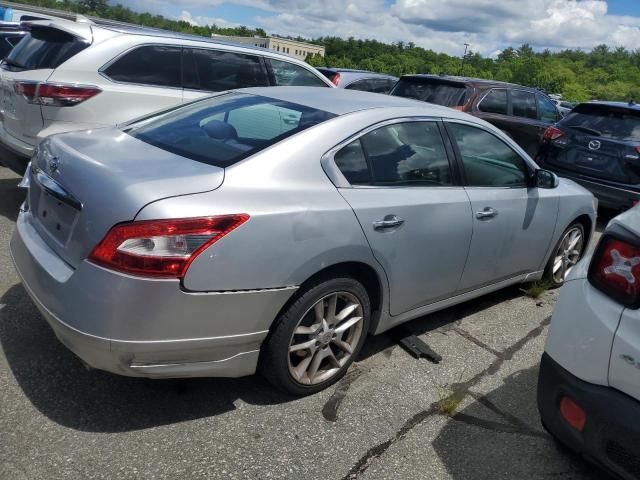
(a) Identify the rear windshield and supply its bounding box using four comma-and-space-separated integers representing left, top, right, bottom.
560, 104, 640, 141
127, 93, 336, 167
3, 27, 89, 71
391, 78, 468, 107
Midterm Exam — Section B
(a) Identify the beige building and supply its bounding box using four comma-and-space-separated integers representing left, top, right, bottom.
212, 35, 324, 61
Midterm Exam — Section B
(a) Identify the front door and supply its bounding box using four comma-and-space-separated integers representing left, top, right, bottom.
445, 121, 558, 291
334, 120, 473, 315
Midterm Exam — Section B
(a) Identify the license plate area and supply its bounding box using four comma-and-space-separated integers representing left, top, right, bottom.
33, 189, 78, 245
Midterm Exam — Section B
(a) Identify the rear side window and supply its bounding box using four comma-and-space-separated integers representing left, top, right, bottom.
560, 104, 640, 141
103, 45, 181, 88
359, 122, 452, 186
512, 90, 537, 119
269, 59, 328, 87
183, 48, 268, 91
391, 79, 468, 107
127, 93, 336, 167
478, 89, 507, 115
4, 27, 88, 71
334, 140, 371, 184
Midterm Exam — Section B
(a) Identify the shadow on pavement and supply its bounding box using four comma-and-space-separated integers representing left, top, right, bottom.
0, 177, 24, 222
432, 365, 609, 479
0, 283, 294, 433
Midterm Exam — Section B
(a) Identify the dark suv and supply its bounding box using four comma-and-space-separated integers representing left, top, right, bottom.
537, 101, 640, 210
390, 74, 562, 157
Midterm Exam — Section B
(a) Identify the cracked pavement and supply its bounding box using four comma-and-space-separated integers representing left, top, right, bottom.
0, 165, 613, 479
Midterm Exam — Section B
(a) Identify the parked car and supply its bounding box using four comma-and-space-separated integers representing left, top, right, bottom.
316, 67, 398, 93
552, 99, 576, 117
390, 74, 562, 158
11, 87, 596, 395
0, 18, 333, 174
537, 101, 640, 211
0, 22, 28, 59
539, 205, 640, 480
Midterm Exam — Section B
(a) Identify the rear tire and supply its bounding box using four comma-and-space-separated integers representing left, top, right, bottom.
259, 276, 370, 396
543, 223, 586, 288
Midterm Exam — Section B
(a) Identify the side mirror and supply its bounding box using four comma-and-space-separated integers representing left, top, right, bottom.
535, 169, 559, 189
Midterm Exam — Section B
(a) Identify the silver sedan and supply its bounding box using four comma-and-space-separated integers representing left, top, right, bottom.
10, 87, 597, 395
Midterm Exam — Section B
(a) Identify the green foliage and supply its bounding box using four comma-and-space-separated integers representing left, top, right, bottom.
9, 0, 640, 102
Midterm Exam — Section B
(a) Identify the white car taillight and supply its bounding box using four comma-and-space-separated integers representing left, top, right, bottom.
589, 235, 640, 308
14, 81, 101, 107
89, 215, 249, 278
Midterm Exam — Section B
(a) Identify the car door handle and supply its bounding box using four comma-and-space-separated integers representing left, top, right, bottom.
373, 215, 404, 230
475, 207, 498, 220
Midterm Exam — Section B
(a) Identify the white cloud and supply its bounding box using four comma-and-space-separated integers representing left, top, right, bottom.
112, 0, 640, 55
177, 9, 238, 27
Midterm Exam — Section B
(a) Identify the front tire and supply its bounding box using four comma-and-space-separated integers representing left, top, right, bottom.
259, 276, 371, 396
543, 223, 586, 288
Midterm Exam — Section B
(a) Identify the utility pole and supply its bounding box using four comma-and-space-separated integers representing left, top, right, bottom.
460, 43, 470, 75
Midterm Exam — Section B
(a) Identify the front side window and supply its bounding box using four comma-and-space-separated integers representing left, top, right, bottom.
512, 90, 538, 119
183, 48, 268, 92
269, 59, 328, 87
127, 93, 335, 168
448, 123, 528, 187
478, 89, 507, 115
358, 122, 452, 186
537, 95, 560, 123
103, 45, 181, 88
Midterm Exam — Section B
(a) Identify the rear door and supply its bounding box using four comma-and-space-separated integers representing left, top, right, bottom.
446, 121, 558, 290
333, 119, 473, 315
0, 24, 90, 144
544, 104, 640, 185
505, 89, 545, 157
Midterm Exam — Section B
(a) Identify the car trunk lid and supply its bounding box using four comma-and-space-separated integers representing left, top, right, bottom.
27, 128, 225, 269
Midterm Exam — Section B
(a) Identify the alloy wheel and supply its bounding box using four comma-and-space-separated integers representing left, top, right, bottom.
552, 226, 584, 284
287, 291, 364, 385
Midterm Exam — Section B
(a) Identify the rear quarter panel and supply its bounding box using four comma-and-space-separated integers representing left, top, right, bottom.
135, 113, 393, 293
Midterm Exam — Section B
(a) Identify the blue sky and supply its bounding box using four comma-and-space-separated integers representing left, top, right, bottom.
115, 0, 640, 56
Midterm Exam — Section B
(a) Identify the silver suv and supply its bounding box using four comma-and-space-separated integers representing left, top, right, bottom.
0, 18, 332, 173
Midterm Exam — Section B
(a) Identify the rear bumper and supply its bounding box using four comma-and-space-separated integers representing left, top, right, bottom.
10, 209, 297, 378
0, 129, 31, 174
538, 352, 640, 480
544, 167, 640, 210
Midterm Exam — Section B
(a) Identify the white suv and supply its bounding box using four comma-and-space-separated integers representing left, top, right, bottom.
539, 206, 640, 480
0, 18, 332, 173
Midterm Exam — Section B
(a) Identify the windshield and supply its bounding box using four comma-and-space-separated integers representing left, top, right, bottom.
127, 93, 336, 167
391, 78, 468, 107
560, 104, 640, 141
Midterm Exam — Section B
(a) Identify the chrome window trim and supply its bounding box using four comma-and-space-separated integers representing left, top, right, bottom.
477, 87, 508, 115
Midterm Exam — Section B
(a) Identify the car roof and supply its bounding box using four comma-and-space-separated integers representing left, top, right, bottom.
400, 74, 541, 92
97, 23, 291, 57
583, 100, 640, 112
237, 86, 457, 115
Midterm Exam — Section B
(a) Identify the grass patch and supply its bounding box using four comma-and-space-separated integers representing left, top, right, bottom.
437, 390, 466, 417
523, 281, 552, 299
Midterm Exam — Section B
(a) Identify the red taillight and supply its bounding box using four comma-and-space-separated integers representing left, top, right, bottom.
635, 145, 640, 154
543, 126, 565, 141
331, 72, 341, 86
88, 215, 249, 278
14, 81, 101, 106
559, 396, 586, 432
589, 235, 640, 307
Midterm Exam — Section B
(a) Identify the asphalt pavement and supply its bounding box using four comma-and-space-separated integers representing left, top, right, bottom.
0, 165, 611, 479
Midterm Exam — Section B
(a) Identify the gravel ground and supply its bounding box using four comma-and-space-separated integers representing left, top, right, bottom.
0, 165, 612, 479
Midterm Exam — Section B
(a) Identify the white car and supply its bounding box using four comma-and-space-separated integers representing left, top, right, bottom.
0, 17, 332, 174
539, 206, 640, 480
